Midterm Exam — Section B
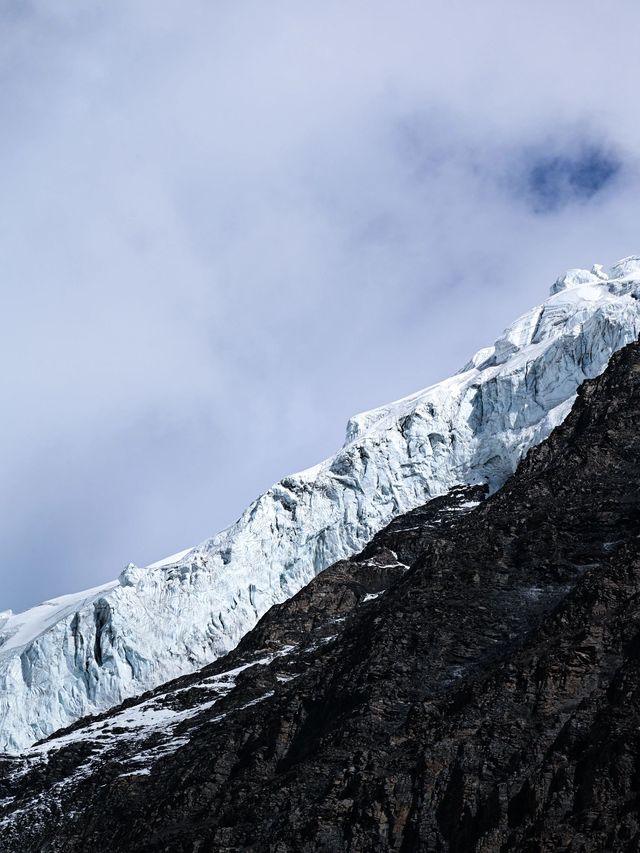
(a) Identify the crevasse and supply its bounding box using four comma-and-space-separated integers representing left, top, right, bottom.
2, 257, 640, 753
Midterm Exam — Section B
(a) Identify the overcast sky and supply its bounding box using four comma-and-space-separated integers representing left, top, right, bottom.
2, 1, 640, 613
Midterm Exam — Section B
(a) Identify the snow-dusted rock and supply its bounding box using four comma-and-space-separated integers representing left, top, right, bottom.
2, 258, 640, 753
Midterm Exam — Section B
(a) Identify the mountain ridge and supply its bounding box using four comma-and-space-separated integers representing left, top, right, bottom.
2, 256, 640, 753
2, 332, 640, 851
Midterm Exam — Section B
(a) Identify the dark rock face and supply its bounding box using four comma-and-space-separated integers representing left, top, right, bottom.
3, 341, 640, 852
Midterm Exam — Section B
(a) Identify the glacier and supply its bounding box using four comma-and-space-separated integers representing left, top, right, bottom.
2, 256, 640, 754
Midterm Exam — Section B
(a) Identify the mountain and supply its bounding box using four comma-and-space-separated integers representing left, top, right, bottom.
2, 257, 640, 754
2, 313, 640, 851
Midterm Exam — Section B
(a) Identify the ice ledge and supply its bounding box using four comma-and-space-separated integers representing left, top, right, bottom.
550, 265, 607, 295
609, 255, 640, 281
549, 256, 640, 297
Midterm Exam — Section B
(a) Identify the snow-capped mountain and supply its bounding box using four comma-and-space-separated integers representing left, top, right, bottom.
2, 257, 640, 754
4, 331, 640, 852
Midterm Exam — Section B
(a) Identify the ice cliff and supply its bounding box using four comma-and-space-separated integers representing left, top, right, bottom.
2, 257, 640, 753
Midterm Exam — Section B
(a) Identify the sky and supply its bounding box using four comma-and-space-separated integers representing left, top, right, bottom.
2, 0, 640, 613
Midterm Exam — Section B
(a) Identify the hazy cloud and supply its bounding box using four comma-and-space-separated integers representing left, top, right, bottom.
2, 0, 640, 611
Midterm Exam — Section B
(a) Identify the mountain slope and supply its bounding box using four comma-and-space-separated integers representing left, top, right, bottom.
2, 322, 640, 851
2, 257, 640, 753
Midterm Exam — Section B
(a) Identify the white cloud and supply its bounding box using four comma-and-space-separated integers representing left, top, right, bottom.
2, 0, 640, 609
